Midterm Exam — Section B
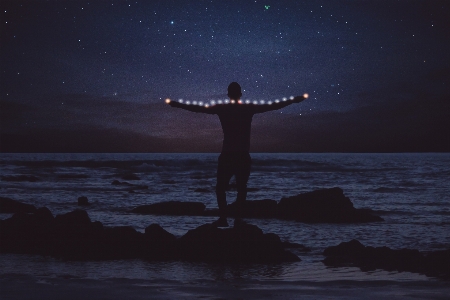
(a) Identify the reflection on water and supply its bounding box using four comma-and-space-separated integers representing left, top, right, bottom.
0, 254, 430, 283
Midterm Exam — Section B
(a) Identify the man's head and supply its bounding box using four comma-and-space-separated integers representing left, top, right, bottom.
227, 82, 242, 100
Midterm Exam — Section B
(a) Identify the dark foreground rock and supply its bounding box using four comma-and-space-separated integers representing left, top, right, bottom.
323, 239, 450, 280
0, 197, 37, 213
178, 223, 299, 262
132, 187, 382, 223
0, 208, 298, 263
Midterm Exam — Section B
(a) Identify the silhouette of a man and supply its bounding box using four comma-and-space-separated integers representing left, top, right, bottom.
166, 82, 307, 227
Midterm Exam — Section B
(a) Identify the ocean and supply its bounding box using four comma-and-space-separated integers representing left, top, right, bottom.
1, 153, 449, 299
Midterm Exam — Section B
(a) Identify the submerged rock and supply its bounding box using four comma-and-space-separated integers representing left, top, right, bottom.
323, 239, 450, 279
0, 197, 37, 213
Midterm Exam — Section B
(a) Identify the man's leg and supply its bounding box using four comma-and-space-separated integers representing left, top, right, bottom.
215, 153, 234, 223
235, 153, 252, 220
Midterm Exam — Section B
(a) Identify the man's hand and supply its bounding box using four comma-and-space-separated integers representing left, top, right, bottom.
293, 93, 309, 103
165, 98, 177, 107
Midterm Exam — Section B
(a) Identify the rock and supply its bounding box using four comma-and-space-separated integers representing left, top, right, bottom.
131, 188, 383, 224
323, 239, 365, 257
101, 226, 145, 259
0, 197, 37, 213
55, 209, 91, 227
227, 199, 278, 218
424, 249, 450, 279
132, 201, 206, 216
323, 239, 450, 279
145, 223, 176, 243
277, 187, 383, 223
111, 180, 148, 190
144, 224, 177, 260
1, 175, 39, 182
0, 207, 54, 255
281, 241, 311, 252
77, 196, 89, 206
177, 223, 300, 263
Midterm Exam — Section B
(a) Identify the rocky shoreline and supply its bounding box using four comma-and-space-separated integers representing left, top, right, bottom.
132, 187, 384, 223
1, 193, 449, 279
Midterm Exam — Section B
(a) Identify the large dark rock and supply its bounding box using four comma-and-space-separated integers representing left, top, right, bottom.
277, 187, 383, 223
323, 239, 450, 279
177, 223, 300, 263
0, 208, 299, 263
0, 197, 37, 213
0, 207, 54, 255
145, 223, 176, 243
132, 201, 206, 216
143, 224, 178, 260
54, 209, 91, 227
100, 226, 145, 259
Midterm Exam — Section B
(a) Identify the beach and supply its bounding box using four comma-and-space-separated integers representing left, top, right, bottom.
1, 153, 449, 299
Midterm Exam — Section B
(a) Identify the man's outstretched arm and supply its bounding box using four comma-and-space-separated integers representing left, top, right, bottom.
251, 94, 308, 114
165, 99, 216, 114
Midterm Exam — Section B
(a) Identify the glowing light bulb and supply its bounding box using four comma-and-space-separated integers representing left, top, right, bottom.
245, 100, 250, 104
178, 99, 184, 103
231, 99, 235, 104
165, 98, 171, 104
217, 100, 223, 104
260, 100, 265, 104
193, 101, 197, 105
199, 101, 203, 106
275, 99, 280, 103
282, 97, 287, 101
224, 99, 230, 104
238, 100, 242, 104
211, 100, 216, 105
186, 101, 191, 105
289, 96, 294, 100
303, 93, 309, 99
205, 103, 209, 108
253, 100, 258, 105
268, 101, 272, 105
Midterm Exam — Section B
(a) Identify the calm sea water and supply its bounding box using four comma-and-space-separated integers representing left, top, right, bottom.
1, 153, 449, 285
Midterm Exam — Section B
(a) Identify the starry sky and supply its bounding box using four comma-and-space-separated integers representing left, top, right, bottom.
1, 0, 449, 152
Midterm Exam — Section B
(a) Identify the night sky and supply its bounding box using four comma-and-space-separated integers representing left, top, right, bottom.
1, 0, 449, 153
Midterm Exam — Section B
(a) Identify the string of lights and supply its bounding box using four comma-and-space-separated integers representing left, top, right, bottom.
165, 94, 308, 107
